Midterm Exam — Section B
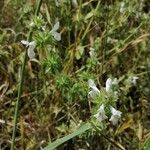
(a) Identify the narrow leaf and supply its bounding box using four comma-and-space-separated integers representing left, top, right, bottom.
43, 123, 91, 150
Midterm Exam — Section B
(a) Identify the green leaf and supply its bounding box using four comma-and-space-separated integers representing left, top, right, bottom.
144, 137, 150, 150
75, 45, 84, 60
43, 123, 91, 150
84, 11, 93, 20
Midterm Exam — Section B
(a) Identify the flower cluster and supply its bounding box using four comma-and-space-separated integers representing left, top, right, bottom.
21, 21, 61, 59
88, 78, 119, 100
94, 104, 122, 125
88, 78, 122, 125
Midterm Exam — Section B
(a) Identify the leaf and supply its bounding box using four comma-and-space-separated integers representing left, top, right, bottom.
43, 123, 91, 150
75, 45, 84, 60
144, 137, 150, 150
115, 114, 134, 135
52, 32, 61, 41
84, 11, 93, 20
136, 121, 142, 141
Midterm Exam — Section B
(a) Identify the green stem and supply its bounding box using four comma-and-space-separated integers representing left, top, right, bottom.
11, 0, 43, 149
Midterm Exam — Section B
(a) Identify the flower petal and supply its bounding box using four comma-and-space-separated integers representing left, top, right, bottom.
109, 115, 119, 125
132, 76, 139, 85
94, 104, 108, 122
94, 111, 108, 122
21, 40, 29, 46
52, 32, 61, 41
88, 90, 98, 98
109, 106, 122, 125
27, 41, 36, 59
105, 78, 112, 92
110, 106, 122, 116
51, 21, 60, 33
98, 104, 105, 112
88, 79, 96, 88
28, 48, 35, 59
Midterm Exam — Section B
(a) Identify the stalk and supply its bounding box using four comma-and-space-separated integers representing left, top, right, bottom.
11, 0, 43, 149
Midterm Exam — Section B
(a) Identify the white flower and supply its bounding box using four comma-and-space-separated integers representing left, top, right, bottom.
120, 2, 125, 13
50, 22, 61, 41
109, 106, 122, 125
128, 76, 139, 86
21, 40, 36, 59
105, 78, 113, 92
132, 76, 139, 85
94, 104, 108, 122
105, 78, 118, 92
72, 0, 78, 8
88, 79, 100, 98
89, 47, 95, 57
